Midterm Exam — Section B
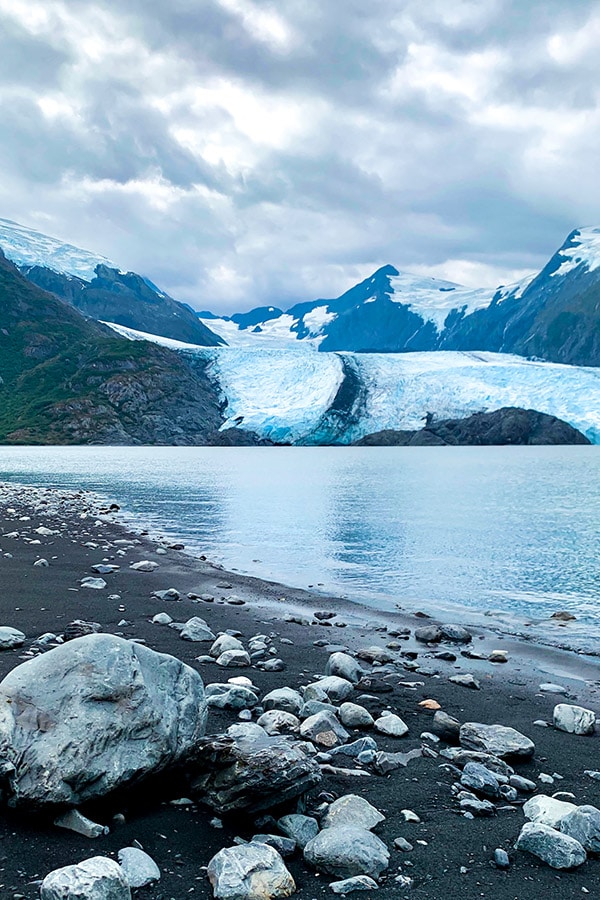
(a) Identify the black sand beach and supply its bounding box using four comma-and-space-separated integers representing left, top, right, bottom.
0, 483, 599, 899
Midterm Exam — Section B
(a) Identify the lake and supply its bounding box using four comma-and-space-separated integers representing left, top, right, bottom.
1, 446, 599, 646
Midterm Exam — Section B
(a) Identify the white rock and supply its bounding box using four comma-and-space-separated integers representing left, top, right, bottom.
553, 703, 596, 736
54, 809, 109, 838
210, 634, 245, 658
322, 794, 385, 831
339, 703, 374, 729
81, 577, 107, 590
207, 843, 295, 900
217, 649, 252, 667
130, 560, 159, 572
523, 795, 578, 828
0, 626, 25, 650
374, 713, 408, 738
40, 856, 131, 900
152, 613, 173, 625
180, 617, 216, 642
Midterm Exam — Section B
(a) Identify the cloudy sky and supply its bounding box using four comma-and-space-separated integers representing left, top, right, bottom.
0, 0, 598, 312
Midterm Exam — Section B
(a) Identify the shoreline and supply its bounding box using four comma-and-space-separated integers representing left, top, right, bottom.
1, 482, 600, 899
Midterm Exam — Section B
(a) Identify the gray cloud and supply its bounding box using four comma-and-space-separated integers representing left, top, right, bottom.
0, 0, 598, 312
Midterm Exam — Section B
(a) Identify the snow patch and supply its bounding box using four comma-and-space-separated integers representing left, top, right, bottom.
551, 227, 600, 278
0, 217, 115, 281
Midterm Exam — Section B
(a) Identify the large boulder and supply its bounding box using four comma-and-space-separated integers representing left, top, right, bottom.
553, 704, 596, 735
0, 634, 207, 807
207, 843, 296, 900
516, 822, 586, 869
560, 806, 600, 852
523, 795, 578, 828
304, 826, 389, 879
459, 723, 535, 759
40, 856, 131, 900
187, 723, 321, 814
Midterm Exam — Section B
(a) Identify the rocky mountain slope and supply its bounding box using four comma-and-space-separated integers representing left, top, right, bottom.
0, 218, 222, 347
201, 228, 600, 366
0, 251, 225, 444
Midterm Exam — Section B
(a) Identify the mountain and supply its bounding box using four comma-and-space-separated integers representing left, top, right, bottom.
0, 250, 226, 444
0, 218, 223, 347
200, 227, 600, 366
101, 328, 600, 444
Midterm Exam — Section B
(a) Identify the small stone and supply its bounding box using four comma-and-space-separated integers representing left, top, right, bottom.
210, 634, 245, 657
431, 710, 461, 742
277, 814, 319, 850
488, 650, 508, 663
80, 577, 107, 589
325, 652, 364, 684
419, 699, 441, 710
339, 702, 374, 728
304, 826, 389, 879
0, 627, 26, 650
180, 617, 216, 642
539, 683, 568, 694
460, 762, 500, 798
263, 687, 303, 715
449, 674, 480, 690
300, 710, 349, 747
257, 710, 300, 735
251, 834, 296, 858
33, 558, 50, 567
401, 810, 420, 823
460, 723, 535, 759
130, 560, 159, 572
329, 876, 379, 894
152, 588, 181, 601
394, 837, 413, 852
493, 848, 510, 869
307, 676, 354, 703
54, 810, 108, 838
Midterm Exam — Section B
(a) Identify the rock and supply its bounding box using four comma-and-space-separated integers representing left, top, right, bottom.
257, 710, 300, 736
54, 809, 109, 838
488, 650, 508, 663
304, 826, 389, 879
307, 676, 354, 703
523, 795, 577, 828
40, 856, 131, 900
210, 635, 245, 657
63, 620, 102, 641
516, 822, 586, 869
443, 749, 513, 776
81, 577, 107, 590
354, 676, 393, 694
414, 625, 443, 643
300, 700, 336, 719
394, 837, 413, 852
152, 588, 181, 601
251, 835, 296, 858
325, 652, 364, 684
415, 624, 471, 643
460, 762, 500, 798
277, 814, 319, 850
449, 674, 480, 690
339, 703, 374, 728
459, 723, 535, 759
263, 688, 303, 716
372, 748, 422, 774
207, 843, 295, 900
130, 560, 159, 572
374, 713, 408, 738
118, 847, 160, 888
419, 699, 441, 710
0, 627, 25, 650
300, 711, 349, 747
460, 796, 496, 816
356, 647, 395, 664
180, 617, 216, 642
539, 683, 568, 694
91, 564, 119, 575
551, 610, 576, 621
259, 659, 286, 672
401, 810, 420, 823
206, 684, 259, 710
329, 876, 379, 894
187, 725, 321, 814
553, 703, 596, 735
152, 612, 173, 625
217, 649, 252, 667
493, 848, 510, 869
0, 634, 207, 806
560, 805, 600, 852
509, 775, 537, 793
431, 711, 461, 742
322, 794, 385, 831
33, 558, 49, 567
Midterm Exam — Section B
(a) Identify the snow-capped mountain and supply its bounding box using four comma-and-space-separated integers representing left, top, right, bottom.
199, 227, 600, 366
0, 218, 222, 347
104, 324, 600, 445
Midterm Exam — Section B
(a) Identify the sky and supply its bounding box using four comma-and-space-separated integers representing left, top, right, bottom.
0, 0, 599, 313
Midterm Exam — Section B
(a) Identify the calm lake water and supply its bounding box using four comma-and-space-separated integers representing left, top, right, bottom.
1, 446, 600, 642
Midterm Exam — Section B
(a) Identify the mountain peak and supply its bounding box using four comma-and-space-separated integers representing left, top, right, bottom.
0, 217, 116, 281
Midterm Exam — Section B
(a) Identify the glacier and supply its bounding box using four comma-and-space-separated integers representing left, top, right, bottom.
103, 323, 600, 445
0, 217, 115, 281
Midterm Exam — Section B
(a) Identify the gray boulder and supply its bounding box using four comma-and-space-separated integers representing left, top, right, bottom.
210, 635, 245, 658
322, 795, 385, 831
0, 634, 207, 806
263, 688, 303, 716
256, 710, 300, 736
373, 713, 408, 738
460, 723, 535, 759
431, 710, 461, 743
306, 676, 354, 703
0, 627, 25, 650
329, 876, 379, 894
516, 822, 586, 869
325, 652, 364, 684
180, 617, 216, 642
207, 843, 296, 900
304, 825, 389, 879
41, 856, 131, 900
205, 684, 259, 711
277, 814, 319, 849
339, 703, 374, 729
118, 847, 160, 888
300, 711, 349, 748
553, 703, 596, 735
217, 649, 252, 668
560, 805, 600, 852
460, 762, 500, 799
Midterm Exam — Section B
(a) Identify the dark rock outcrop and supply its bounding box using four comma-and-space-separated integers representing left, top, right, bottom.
353, 407, 590, 446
